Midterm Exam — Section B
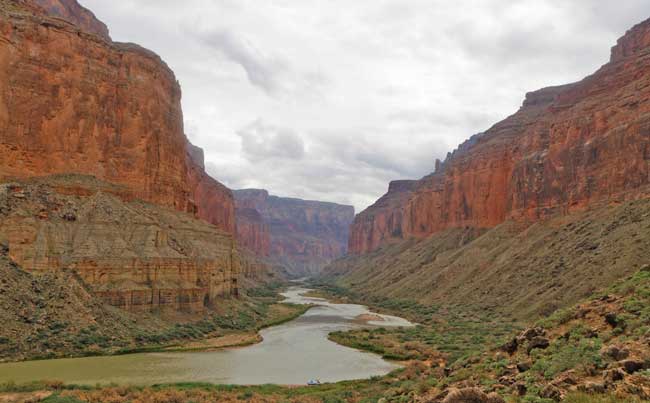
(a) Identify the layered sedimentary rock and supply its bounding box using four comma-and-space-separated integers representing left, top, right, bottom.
0, 1, 241, 313
0, 1, 235, 234
0, 176, 240, 312
350, 18, 650, 254
235, 189, 354, 276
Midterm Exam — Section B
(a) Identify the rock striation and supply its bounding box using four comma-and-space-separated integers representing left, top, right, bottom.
349, 17, 650, 254
0, 0, 235, 235
234, 189, 354, 276
0, 176, 240, 313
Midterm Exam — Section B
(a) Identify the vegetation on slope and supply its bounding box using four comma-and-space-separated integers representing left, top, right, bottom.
3, 266, 650, 401
0, 248, 303, 362
311, 267, 650, 402
324, 199, 650, 320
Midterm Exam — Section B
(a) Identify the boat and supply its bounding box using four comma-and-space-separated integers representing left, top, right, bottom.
307, 379, 321, 386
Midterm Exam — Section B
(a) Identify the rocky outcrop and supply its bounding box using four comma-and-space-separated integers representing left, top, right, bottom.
236, 206, 271, 257
348, 180, 416, 254
234, 189, 355, 276
0, 1, 235, 235
0, 176, 240, 313
350, 17, 650, 254
32, 0, 110, 40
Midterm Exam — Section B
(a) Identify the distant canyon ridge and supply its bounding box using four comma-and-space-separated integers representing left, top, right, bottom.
235, 189, 354, 277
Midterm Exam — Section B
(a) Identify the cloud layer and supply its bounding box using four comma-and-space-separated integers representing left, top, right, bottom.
81, 0, 650, 211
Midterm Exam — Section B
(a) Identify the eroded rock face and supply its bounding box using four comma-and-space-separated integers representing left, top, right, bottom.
0, 177, 240, 312
234, 189, 355, 276
32, 0, 110, 40
348, 180, 416, 254
0, 1, 235, 235
236, 207, 271, 257
350, 17, 650, 254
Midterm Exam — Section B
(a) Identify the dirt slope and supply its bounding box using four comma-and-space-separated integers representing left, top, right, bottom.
325, 199, 650, 320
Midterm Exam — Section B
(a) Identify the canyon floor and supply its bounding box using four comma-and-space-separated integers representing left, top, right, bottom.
0, 254, 307, 363
0, 179, 648, 402
2, 265, 650, 402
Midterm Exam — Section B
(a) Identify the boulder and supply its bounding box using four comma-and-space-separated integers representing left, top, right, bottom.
527, 337, 550, 354
604, 312, 620, 328
621, 360, 646, 374
601, 345, 630, 361
501, 338, 518, 354
517, 361, 532, 372
603, 368, 626, 383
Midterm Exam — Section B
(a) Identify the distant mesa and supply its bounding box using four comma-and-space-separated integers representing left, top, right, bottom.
234, 189, 354, 277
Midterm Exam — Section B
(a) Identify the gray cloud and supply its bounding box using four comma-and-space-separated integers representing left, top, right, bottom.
80, 0, 650, 211
198, 30, 290, 96
238, 119, 306, 161
207, 121, 451, 210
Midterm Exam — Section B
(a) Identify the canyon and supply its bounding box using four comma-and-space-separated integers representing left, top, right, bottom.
348, 17, 650, 255
0, 0, 241, 314
0, 0, 235, 234
324, 17, 650, 323
1, 1, 650, 401
235, 189, 354, 277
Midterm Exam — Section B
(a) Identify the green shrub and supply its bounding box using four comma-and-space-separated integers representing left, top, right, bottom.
531, 337, 603, 379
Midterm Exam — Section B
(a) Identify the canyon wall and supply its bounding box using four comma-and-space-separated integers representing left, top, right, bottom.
349, 18, 650, 254
236, 206, 271, 257
0, 0, 235, 234
0, 0, 241, 312
235, 189, 354, 276
0, 177, 240, 312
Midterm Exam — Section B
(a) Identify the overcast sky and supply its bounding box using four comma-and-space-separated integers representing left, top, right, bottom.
81, 0, 648, 212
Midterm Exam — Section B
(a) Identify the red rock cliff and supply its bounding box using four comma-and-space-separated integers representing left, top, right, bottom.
235, 189, 355, 276
32, 0, 110, 40
350, 18, 650, 254
0, 1, 235, 234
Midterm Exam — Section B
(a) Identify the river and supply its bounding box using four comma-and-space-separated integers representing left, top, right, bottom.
0, 286, 414, 386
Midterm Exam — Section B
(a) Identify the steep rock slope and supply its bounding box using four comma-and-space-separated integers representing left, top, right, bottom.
0, 176, 240, 313
235, 189, 354, 276
350, 18, 650, 254
0, 243, 155, 361
0, 0, 235, 234
327, 198, 650, 320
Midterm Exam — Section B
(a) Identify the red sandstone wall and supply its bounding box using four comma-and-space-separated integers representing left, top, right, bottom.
350, 18, 650, 254
0, 3, 235, 234
235, 207, 271, 256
